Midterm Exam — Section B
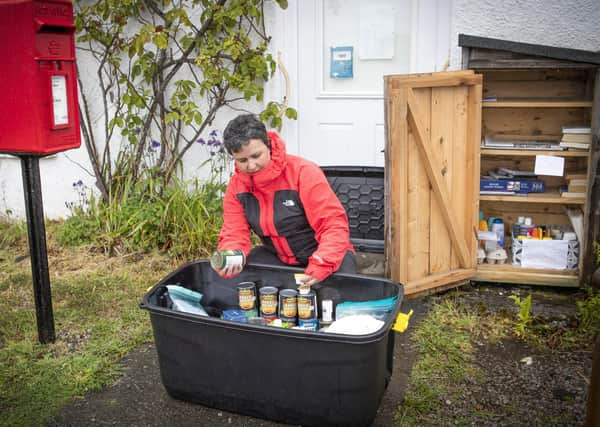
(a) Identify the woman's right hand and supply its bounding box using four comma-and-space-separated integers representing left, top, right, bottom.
216, 263, 244, 279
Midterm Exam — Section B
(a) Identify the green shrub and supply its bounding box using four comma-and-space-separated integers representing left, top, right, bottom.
577, 288, 600, 334
509, 293, 533, 338
56, 214, 98, 247
59, 175, 225, 259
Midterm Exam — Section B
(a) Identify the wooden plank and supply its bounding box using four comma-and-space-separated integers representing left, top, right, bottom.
404, 269, 477, 295
407, 88, 432, 281
429, 87, 453, 273
483, 69, 589, 99
467, 81, 482, 269
405, 280, 471, 300
383, 78, 393, 279
479, 193, 586, 204
475, 265, 579, 287
481, 149, 589, 157
392, 73, 482, 90
406, 88, 471, 268
483, 108, 588, 136
388, 70, 474, 85
483, 99, 593, 108
384, 85, 409, 283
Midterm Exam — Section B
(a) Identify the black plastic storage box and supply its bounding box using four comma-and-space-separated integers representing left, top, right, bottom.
141, 260, 403, 427
320, 166, 385, 253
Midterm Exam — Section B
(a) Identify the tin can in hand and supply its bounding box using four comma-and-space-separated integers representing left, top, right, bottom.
211, 249, 245, 271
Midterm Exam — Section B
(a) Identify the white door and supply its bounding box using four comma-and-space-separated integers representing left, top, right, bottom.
295, 0, 451, 166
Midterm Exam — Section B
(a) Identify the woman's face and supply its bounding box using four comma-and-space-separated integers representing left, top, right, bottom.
232, 138, 271, 174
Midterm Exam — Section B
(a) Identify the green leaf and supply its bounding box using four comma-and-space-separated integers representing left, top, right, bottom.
285, 108, 298, 120
164, 112, 180, 124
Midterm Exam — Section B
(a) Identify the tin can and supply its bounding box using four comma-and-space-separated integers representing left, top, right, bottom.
237, 281, 256, 311
210, 249, 245, 270
297, 290, 317, 321
259, 286, 278, 318
278, 288, 298, 325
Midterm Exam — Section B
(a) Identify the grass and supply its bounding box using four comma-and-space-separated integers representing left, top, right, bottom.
0, 174, 225, 426
396, 299, 486, 426
0, 239, 176, 427
396, 287, 598, 426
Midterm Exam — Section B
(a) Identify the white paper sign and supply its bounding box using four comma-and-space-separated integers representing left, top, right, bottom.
51, 75, 69, 126
359, 1, 395, 59
534, 155, 564, 176
521, 240, 569, 269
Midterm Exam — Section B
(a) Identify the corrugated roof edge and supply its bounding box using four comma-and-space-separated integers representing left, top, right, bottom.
458, 34, 600, 66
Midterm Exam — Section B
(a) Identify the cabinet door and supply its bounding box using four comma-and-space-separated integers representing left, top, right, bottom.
384, 70, 482, 295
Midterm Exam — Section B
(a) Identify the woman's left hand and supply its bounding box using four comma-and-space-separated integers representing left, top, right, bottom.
300, 274, 319, 287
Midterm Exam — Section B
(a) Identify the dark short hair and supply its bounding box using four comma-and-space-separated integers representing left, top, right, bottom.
223, 114, 270, 154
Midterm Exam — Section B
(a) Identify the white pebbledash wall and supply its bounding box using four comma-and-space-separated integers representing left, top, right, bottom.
1, 0, 599, 220
449, 0, 600, 69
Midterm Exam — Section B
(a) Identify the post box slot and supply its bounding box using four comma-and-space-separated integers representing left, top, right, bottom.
34, 18, 75, 34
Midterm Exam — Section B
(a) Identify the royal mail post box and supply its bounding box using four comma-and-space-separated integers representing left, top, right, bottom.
0, 0, 81, 155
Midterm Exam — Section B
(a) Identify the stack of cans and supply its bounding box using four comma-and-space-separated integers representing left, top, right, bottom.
230, 279, 325, 331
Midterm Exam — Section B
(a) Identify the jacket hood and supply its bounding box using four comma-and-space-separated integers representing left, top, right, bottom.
234, 131, 287, 188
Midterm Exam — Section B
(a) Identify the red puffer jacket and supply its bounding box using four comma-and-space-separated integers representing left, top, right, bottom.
218, 131, 354, 281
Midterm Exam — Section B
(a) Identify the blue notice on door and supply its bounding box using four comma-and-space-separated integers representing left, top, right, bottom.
330, 46, 353, 79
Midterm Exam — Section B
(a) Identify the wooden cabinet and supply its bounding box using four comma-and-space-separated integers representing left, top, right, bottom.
475, 68, 595, 287
384, 36, 600, 296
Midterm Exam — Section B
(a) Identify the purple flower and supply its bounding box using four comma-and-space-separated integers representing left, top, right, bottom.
197, 138, 206, 145
208, 137, 222, 147
210, 129, 218, 137
135, 127, 141, 134
151, 140, 160, 148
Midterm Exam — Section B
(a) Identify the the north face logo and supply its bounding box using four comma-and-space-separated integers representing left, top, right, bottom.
283, 200, 295, 207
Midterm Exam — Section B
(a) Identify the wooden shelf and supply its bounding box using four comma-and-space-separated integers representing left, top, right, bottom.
475, 263, 579, 287
481, 148, 589, 157
480, 192, 585, 204
483, 99, 593, 108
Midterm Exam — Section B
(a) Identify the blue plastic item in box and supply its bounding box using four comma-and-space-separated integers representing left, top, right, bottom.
335, 296, 398, 320
222, 309, 249, 323
166, 285, 208, 316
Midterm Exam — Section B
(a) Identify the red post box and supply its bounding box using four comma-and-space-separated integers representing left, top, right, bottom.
0, 0, 81, 155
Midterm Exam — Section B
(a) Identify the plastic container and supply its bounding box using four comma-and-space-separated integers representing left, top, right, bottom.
320, 166, 384, 253
491, 218, 505, 248
141, 260, 403, 427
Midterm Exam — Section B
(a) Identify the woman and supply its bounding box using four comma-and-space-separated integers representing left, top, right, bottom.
215, 114, 356, 286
